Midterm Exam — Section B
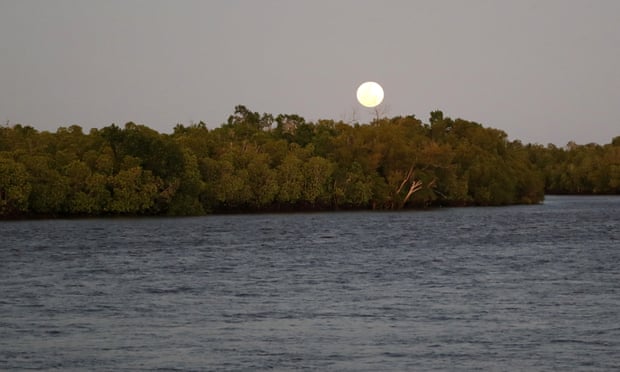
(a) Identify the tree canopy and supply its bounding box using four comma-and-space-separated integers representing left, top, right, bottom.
1, 107, 617, 218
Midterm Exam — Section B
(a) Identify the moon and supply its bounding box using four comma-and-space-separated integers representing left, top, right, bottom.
356, 81, 384, 108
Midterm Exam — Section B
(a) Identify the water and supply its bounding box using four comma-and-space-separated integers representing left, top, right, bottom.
1, 195, 619, 371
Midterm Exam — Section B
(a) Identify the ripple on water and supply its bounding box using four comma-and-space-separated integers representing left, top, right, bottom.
1, 196, 619, 371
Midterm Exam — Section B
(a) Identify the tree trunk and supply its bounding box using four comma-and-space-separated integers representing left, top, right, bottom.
402, 180, 423, 207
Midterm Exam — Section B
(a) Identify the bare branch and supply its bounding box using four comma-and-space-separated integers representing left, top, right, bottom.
396, 166, 414, 194
403, 180, 423, 205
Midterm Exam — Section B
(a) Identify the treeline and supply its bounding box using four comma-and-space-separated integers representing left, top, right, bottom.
0, 106, 618, 218
527, 139, 620, 194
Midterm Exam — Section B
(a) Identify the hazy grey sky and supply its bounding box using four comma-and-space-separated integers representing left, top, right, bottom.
1, 0, 619, 145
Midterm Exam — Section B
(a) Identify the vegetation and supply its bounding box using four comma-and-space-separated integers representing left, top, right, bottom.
526, 138, 620, 194
0, 106, 618, 218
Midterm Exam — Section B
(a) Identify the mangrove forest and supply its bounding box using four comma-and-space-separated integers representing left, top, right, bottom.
1, 106, 619, 218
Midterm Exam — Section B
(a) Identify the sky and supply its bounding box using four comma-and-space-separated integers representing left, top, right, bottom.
1, 0, 619, 146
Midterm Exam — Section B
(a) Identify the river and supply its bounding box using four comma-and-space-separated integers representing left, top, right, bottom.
1, 195, 619, 371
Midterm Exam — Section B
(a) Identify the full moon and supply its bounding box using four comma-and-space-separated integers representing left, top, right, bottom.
356, 81, 384, 108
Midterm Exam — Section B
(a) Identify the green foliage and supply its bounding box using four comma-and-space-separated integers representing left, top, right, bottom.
302, 156, 335, 206
21, 155, 69, 214
528, 141, 620, 194
167, 149, 206, 216
276, 153, 304, 205
1, 106, 616, 218
0, 156, 31, 215
108, 167, 160, 214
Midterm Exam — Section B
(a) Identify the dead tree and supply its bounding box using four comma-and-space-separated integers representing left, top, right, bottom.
396, 166, 436, 208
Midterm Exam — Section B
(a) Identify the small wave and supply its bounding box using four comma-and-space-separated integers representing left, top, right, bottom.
550, 338, 612, 346
382, 351, 408, 358
143, 285, 195, 294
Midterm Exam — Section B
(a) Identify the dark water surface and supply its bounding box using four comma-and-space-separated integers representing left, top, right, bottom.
1, 195, 619, 371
